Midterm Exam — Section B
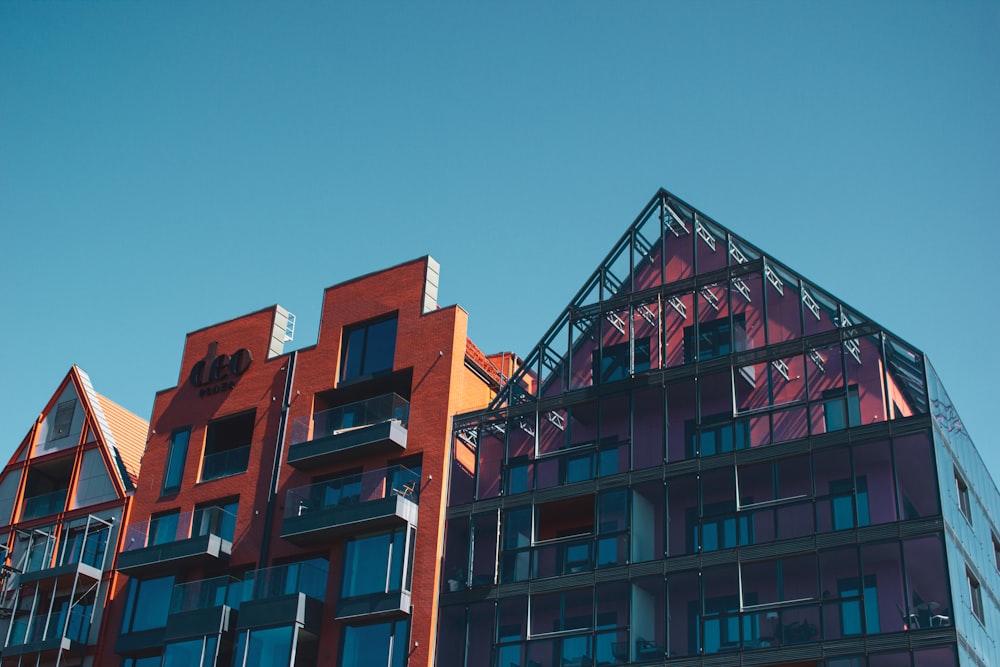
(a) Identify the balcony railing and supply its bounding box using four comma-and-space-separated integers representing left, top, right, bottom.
123, 506, 236, 552
281, 465, 419, 545
200, 444, 251, 481
236, 560, 328, 633
288, 394, 410, 468
290, 394, 409, 445
170, 575, 242, 614
117, 507, 235, 576
20, 490, 68, 520
285, 465, 419, 519
6, 607, 89, 648
243, 560, 328, 603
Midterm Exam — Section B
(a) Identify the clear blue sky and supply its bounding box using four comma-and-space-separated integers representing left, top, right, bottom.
2, 2, 997, 482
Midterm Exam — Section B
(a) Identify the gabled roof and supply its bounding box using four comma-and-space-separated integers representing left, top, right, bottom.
5, 366, 147, 496
490, 188, 927, 413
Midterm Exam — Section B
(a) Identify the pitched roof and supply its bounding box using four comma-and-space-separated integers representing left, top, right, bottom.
490, 188, 928, 412
75, 367, 147, 490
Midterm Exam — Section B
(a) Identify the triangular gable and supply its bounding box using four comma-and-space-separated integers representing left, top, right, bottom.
1, 367, 147, 503
491, 189, 928, 416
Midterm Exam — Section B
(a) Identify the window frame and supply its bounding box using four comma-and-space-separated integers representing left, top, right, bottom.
340, 315, 398, 383
967, 567, 985, 624
955, 468, 972, 524
162, 427, 191, 495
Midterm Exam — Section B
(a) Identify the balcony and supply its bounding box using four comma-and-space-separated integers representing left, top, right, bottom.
117, 507, 235, 576
287, 394, 409, 469
17, 517, 113, 586
165, 575, 241, 643
281, 465, 419, 546
236, 560, 327, 634
3, 606, 90, 655
200, 444, 251, 481
20, 489, 68, 521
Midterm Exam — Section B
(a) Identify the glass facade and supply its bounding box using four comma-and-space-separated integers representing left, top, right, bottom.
439, 191, 989, 667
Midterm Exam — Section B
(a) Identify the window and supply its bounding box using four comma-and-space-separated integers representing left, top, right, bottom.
193, 499, 238, 542
838, 575, 879, 635
968, 568, 984, 623
121, 575, 175, 633
341, 620, 409, 667
830, 478, 870, 531
684, 314, 747, 363
955, 469, 972, 523
162, 427, 191, 495
202, 411, 254, 481
341, 527, 414, 599
592, 337, 651, 383
341, 316, 397, 381
233, 625, 303, 667
685, 414, 749, 457
163, 636, 219, 667
823, 386, 861, 431
993, 535, 1000, 571
123, 658, 163, 667
149, 509, 181, 546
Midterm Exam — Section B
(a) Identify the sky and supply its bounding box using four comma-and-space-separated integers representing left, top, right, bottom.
1, 2, 998, 482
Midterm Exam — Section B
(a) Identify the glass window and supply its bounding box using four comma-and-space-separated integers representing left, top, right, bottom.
162, 428, 191, 495
121, 576, 175, 633
202, 411, 254, 481
823, 386, 861, 432
341, 316, 397, 381
149, 510, 181, 546
341, 620, 408, 667
193, 499, 238, 542
592, 337, 650, 383
342, 528, 411, 598
683, 314, 747, 362
234, 625, 294, 667
163, 636, 218, 667
123, 658, 163, 667
968, 568, 984, 623
994, 535, 1000, 571
955, 469, 972, 523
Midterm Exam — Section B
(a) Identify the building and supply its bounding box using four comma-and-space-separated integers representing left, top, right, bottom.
437, 190, 1000, 667
0, 366, 147, 667
99, 257, 502, 667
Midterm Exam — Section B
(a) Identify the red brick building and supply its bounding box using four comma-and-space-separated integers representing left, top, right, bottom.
100, 257, 500, 666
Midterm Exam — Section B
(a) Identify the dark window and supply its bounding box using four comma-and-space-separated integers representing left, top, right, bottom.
955, 469, 972, 523
993, 535, 1000, 571
838, 575, 879, 635
968, 568, 984, 622
685, 414, 749, 457
121, 575, 175, 633
684, 314, 746, 363
341, 527, 413, 598
162, 428, 191, 495
341, 620, 409, 667
823, 386, 861, 431
592, 337, 651, 383
149, 509, 180, 546
51, 400, 77, 441
202, 411, 254, 481
341, 316, 397, 381
193, 499, 238, 542
830, 477, 870, 530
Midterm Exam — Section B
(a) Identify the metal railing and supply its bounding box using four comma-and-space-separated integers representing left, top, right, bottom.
200, 444, 251, 481
242, 560, 328, 603
284, 465, 419, 519
290, 393, 409, 445
170, 575, 242, 614
122, 506, 236, 552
